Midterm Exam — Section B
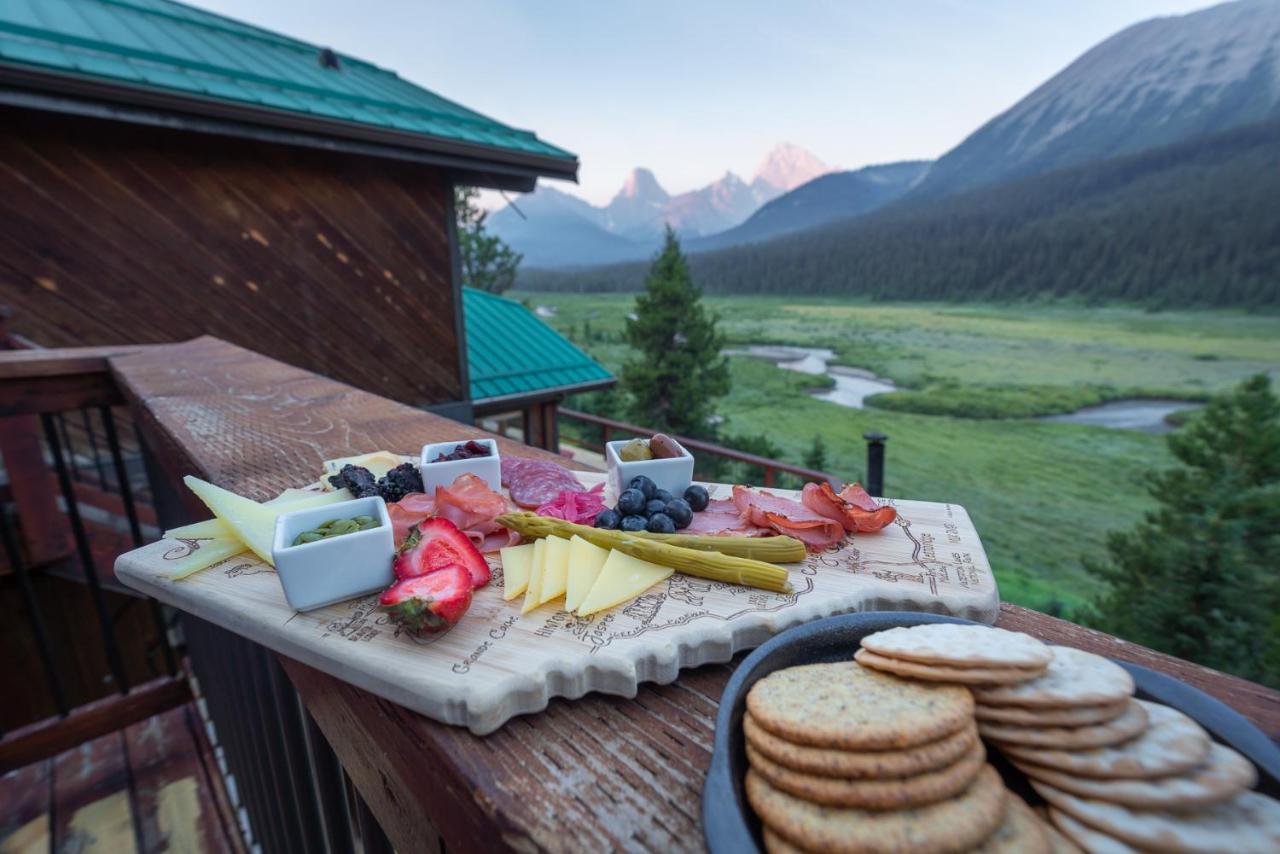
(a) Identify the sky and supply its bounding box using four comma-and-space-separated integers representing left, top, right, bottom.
194, 0, 1214, 206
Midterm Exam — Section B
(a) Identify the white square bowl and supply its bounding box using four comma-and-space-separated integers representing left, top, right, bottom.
606, 438, 695, 497
420, 438, 501, 494
271, 496, 395, 612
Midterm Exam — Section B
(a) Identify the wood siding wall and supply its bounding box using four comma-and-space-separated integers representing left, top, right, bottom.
0, 108, 464, 406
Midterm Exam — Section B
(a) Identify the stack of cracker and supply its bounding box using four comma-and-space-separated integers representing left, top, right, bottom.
742, 661, 1052, 853
854, 624, 1280, 852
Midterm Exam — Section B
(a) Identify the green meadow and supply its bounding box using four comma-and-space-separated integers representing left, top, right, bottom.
526, 294, 1280, 615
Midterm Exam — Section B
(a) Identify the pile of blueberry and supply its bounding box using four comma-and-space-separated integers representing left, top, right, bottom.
594, 476, 711, 534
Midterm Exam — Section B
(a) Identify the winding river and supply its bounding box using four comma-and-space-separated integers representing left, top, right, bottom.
1042, 399, 1202, 434
727, 345, 898, 409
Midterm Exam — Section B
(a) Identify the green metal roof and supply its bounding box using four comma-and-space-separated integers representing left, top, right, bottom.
0, 0, 576, 173
464, 288, 613, 404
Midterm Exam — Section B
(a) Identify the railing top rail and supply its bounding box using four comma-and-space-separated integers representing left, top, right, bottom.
559, 407, 839, 486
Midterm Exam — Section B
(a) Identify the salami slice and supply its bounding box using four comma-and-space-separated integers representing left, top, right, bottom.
505, 459, 585, 508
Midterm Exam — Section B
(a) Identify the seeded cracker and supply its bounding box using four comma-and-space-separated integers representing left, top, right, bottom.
746, 662, 973, 750
745, 764, 1007, 854
744, 713, 979, 779
1049, 809, 1139, 853
972, 795, 1051, 854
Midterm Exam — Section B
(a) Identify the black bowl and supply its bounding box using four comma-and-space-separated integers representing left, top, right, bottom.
701, 611, 1280, 854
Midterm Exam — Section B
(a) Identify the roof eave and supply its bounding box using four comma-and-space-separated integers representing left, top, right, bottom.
471, 376, 617, 416
0, 62, 579, 185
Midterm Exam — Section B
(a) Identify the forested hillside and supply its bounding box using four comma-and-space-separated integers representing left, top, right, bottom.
520, 119, 1280, 307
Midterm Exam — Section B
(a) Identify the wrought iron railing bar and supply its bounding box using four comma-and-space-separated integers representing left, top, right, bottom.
265, 659, 328, 854
0, 504, 70, 717
39, 412, 131, 694
53, 412, 80, 482
299, 696, 357, 854
245, 645, 305, 854
100, 406, 177, 676
80, 409, 108, 492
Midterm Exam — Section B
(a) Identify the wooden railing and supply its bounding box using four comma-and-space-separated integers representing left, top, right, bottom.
559, 407, 842, 489
0, 342, 186, 770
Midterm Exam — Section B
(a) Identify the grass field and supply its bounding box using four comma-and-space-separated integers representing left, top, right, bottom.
524, 293, 1280, 615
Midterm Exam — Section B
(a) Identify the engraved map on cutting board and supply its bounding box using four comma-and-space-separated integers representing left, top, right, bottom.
117, 474, 998, 734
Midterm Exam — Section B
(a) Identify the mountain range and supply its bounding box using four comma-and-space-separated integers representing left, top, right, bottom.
488, 143, 833, 267
517, 0, 1280, 306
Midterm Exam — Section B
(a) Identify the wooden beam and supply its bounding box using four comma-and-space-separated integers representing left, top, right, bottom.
0, 675, 191, 773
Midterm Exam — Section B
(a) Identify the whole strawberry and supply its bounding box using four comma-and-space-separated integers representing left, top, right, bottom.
394, 517, 491, 588
379, 565, 472, 635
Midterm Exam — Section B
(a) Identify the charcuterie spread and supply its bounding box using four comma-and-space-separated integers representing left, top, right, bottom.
115, 439, 1000, 733
739, 623, 1280, 853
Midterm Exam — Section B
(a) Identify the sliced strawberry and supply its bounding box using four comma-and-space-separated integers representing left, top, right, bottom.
379, 565, 472, 635
393, 517, 491, 588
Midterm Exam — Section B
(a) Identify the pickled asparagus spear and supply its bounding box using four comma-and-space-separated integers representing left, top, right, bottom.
496, 512, 794, 593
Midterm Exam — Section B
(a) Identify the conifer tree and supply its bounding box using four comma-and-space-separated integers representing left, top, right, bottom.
804, 434, 828, 472
1088, 374, 1280, 687
621, 227, 730, 438
455, 187, 521, 294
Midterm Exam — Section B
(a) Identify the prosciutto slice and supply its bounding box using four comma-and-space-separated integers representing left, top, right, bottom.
801, 481, 897, 533
387, 474, 517, 553
683, 498, 772, 537
731, 486, 845, 550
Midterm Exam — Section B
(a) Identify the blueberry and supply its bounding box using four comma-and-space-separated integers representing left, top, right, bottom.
644, 498, 668, 517
654, 489, 674, 504
683, 485, 710, 512
645, 513, 676, 534
616, 488, 647, 516
665, 498, 693, 529
594, 508, 621, 530
620, 514, 648, 532
629, 475, 657, 500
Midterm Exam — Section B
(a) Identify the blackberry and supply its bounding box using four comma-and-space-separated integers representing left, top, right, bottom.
329, 464, 379, 498
377, 463, 424, 503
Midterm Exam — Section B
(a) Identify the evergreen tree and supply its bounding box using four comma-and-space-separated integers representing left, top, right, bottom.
621, 227, 730, 438
1088, 374, 1280, 687
455, 187, 521, 294
804, 434, 828, 472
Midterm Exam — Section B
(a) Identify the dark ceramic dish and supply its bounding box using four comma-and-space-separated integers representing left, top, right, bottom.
701, 611, 1280, 854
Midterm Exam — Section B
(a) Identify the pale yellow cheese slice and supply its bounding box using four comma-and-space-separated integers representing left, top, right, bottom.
182, 476, 351, 565
165, 518, 231, 540
536, 535, 571, 606
319, 451, 404, 487
521, 538, 548, 614
565, 535, 610, 612
499, 542, 536, 601
168, 538, 251, 580
577, 550, 674, 617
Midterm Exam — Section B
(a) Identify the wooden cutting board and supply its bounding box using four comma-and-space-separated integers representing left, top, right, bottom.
116, 473, 999, 734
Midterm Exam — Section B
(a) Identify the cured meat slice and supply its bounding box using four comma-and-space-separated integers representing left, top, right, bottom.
536, 483, 606, 524
802, 482, 897, 533
683, 498, 772, 536
387, 474, 514, 553
505, 459, 585, 509
732, 485, 845, 550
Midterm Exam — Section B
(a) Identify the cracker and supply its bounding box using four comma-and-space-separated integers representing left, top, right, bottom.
973, 794, 1051, 853
746, 662, 973, 750
745, 764, 1007, 854
762, 826, 808, 853
860, 623, 1052, 669
1049, 808, 1139, 853
1040, 815, 1087, 854
746, 739, 986, 809
999, 701, 1210, 779
976, 699, 1128, 727
855, 648, 1045, 685
1014, 743, 1256, 810
973, 647, 1134, 709
1034, 783, 1280, 853
979, 700, 1148, 749
744, 713, 979, 779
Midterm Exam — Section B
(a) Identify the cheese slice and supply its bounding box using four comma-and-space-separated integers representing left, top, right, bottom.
536, 535, 571, 606
521, 538, 548, 614
577, 550, 674, 617
499, 542, 536, 601
183, 476, 351, 565
165, 518, 231, 540
319, 451, 404, 488
565, 535, 610, 612
168, 538, 250, 580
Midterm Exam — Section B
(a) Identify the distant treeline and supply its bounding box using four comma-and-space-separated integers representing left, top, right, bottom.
520, 119, 1280, 307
